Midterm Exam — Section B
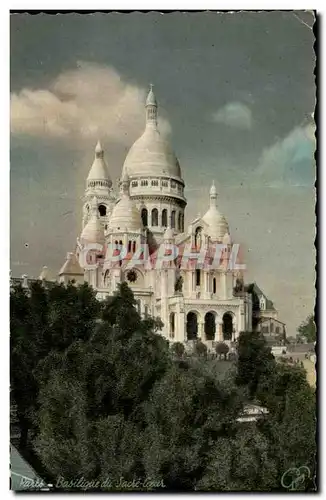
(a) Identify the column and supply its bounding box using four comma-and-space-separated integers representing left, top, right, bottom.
199, 320, 205, 341
218, 322, 223, 342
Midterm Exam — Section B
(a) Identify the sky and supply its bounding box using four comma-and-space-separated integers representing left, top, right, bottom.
10, 11, 316, 335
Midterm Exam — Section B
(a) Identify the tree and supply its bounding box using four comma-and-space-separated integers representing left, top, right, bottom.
285, 336, 296, 345
297, 315, 316, 343
142, 362, 244, 490
215, 342, 229, 360
235, 331, 275, 399
10, 280, 100, 448
13, 281, 316, 491
245, 284, 261, 332
235, 331, 316, 490
171, 342, 185, 359
256, 363, 316, 490
197, 425, 278, 491
194, 340, 208, 358
34, 283, 172, 483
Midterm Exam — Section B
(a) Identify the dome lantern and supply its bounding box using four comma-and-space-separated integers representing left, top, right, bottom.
145, 84, 158, 128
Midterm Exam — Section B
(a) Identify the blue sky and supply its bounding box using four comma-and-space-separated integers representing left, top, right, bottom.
10, 11, 316, 335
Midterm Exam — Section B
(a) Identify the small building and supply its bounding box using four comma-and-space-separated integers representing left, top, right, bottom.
253, 284, 286, 341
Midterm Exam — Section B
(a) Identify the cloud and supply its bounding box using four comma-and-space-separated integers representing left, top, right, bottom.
211, 102, 252, 130
254, 123, 316, 187
10, 62, 171, 146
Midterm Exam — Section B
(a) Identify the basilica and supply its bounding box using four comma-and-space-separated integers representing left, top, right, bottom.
55, 86, 255, 346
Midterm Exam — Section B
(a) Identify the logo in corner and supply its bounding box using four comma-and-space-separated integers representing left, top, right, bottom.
281, 466, 312, 491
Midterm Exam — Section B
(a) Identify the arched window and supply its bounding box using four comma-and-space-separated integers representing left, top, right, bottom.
171, 211, 176, 229
162, 209, 168, 227
151, 208, 158, 226
132, 241, 136, 253
128, 241, 131, 253
98, 205, 106, 217
178, 213, 182, 230
186, 312, 198, 340
181, 215, 184, 232
222, 313, 233, 341
204, 312, 216, 341
196, 269, 201, 287
213, 277, 216, 294
141, 208, 148, 227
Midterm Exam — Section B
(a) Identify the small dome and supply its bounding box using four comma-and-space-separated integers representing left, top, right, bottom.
59, 252, 84, 276
81, 199, 105, 244
81, 218, 105, 245
87, 141, 112, 187
202, 182, 229, 242
39, 266, 48, 280
109, 182, 142, 232
202, 208, 229, 241
163, 227, 174, 240
223, 232, 232, 245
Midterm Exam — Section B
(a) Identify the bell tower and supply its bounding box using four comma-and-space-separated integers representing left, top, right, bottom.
83, 140, 116, 231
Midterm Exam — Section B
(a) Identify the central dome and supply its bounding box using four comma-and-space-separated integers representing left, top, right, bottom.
122, 127, 181, 178
122, 86, 182, 179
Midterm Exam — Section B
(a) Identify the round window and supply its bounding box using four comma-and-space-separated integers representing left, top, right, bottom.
127, 269, 137, 283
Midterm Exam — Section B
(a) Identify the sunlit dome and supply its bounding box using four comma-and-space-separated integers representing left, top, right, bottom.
122, 86, 182, 179
87, 140, 112, 186
108, 175, 142, 232
80, 197, 105, 244
202, 181, 229, 241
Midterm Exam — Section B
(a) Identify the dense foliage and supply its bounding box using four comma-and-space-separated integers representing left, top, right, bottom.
10, 281, 316, 491
297, 314, 316, 343
215, 342, 229, 359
